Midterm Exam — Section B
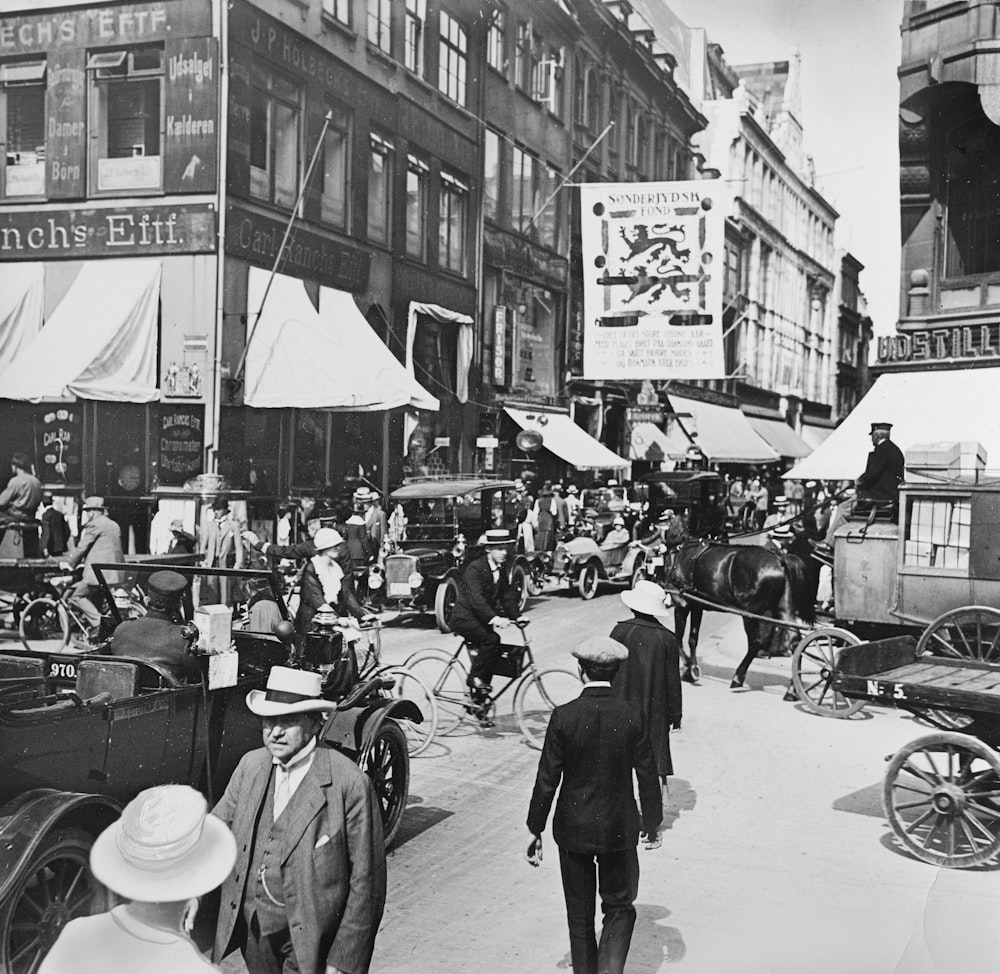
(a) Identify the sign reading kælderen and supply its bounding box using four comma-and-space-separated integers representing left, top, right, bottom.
580, 181, 724, 380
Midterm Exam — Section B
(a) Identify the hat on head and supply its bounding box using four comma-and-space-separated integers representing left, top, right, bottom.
246, 665, 337, 716
513, 479, 524, 489
621, 579, 673, 616
573, 635, 628, 666
612, 516, 625, 527
657, 509, 675, 522
147, 570, 188, 604
82, 495, 106, 512
212, 495, 230, 511
482, 528, 514, 546
353, 487, 375, 502
41, 491, 54, 505
774, 496, 788, 507
169, 519, 186, 532
771, 523, 793, 540
89, 784, 236, 902
10, 452, 29, 469
566, 485, 578, 494
805, 480, 817, 488
870, 422, 892, 434
314, 527, 344, 552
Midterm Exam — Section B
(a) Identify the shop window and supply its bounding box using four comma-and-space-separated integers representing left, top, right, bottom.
293, 410, 329, 491
368, 0, 392, 55
437, 11, 468, 108
405, 0, 427, 76
484, 128, 500, 223
405, 153, 429, 259
321, 104, 351, 228
249, 65, 300, 209
413, 316, 458, 397
219, 407, 282, 496
323, 0, 351, 26
507, 279, 557, 396
87, 46, 163, 195
367, 132, 394, 244
511, 144, 537, 238
439, 170, 468, 274
903, 497, 970, 571
487, 6, 506, 74
0, 60, 46, 199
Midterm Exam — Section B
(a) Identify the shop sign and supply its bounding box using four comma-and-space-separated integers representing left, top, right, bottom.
493, 305, 508, 387
225, 203, 371, 292
45, 49, 86, 198
877, 326, 1000, 364
0, 203, 215, 259
163, 36, 218, 193
39, 407, 81, 484
157, 407, 204, 486
627, 406, 664, 425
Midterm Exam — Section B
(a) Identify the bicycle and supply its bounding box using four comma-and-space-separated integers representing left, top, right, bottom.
404, 621, 582, 749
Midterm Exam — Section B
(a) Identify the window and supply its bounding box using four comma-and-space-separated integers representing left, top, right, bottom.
635, 114, 648, 175
437, 11, 467, 108
88, 45, 163, 194
487, 7, 506, 73
368, 0, 391, 54
573, 54, 585, 124
903, 497, 970, 570
323, 0, 351, 26
944, 114, 1000, 277
405, 153, 429, 259
405, 0, 426, 76
249, 65, 300, 208
367, 132, 393, 244
512, 145, 537, 237
547, 46, 564, 116
586, 68, 601, 130
484, 128, 500, 223
536, 163, 560, 250
0, 60, 46, 198
439, 170, 468, 273
653, 129, 667, 179
514, 21, 531, 91
321, 104, 351, 228
625, 103, 637, 167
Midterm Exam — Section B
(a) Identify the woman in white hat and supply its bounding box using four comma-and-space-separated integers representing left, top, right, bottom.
296, 527, 370, 637
39, 785, 236, 974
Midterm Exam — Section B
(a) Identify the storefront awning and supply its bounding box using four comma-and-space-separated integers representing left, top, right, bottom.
0, 263, 43, 367
0, 259, 160, 402
747, 416, 812, 459
406, 302, 473, 405
784, 368, 1000, 481
505, 406, 630, 470
628, 421, 690, 468
667, 395, 778, 464
799, 423, 834, 451
244, 269, 437, 411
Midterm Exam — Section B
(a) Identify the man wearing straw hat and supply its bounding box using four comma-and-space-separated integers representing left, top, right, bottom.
62, 495, 124, 641
39, 784, 236, 973
213, 666, 386, 974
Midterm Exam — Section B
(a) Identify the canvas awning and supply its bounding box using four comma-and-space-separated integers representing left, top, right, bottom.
784, 367, 1000, 480
406, 302, 473, 404
667, 395, 778, 464
0, 263, 43, 367
800, 423, 834, 451
747, 415, 811, 459
243, 269, 437, 411
628, 421, 690, 468
0, 259, 161, 402
505, 406, 630, 470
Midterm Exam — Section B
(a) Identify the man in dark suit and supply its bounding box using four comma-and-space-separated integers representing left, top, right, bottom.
526, 635, 662, 974
450, 528, 523, 719
856, 421, 905, 512
213, 666, 386, 974
39, 493, 70, 556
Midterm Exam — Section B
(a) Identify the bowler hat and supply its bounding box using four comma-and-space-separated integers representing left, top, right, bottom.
573, 635, 628, 665
81, 495, 106, 512
621, 579, 673, 616
246, 666, 337, 716
211, 495, 230, 511
482, 528, 514, 546
147, 570, 188, 603
89, 785, 236, 902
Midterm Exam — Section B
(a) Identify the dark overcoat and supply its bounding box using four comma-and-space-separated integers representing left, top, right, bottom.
857, 438, 905, 500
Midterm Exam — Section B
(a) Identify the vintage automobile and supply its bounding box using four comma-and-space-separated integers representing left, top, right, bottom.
640, 470, 724, 537
0, 563, 420, 974
548, 534, 651, 599
578, 484, 643, 540
382, 479, 539, 631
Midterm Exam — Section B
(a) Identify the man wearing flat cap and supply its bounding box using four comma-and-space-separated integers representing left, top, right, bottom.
526, 635, 662, 974
213, 666, 386, 974
856, 422, 905, 511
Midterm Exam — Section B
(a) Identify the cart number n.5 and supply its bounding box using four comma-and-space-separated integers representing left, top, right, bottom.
867, 679, 906, 700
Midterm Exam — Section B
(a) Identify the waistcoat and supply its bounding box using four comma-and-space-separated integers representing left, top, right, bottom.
245, 768, 289, 935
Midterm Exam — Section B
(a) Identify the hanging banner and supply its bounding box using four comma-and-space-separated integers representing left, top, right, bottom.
580, 180, 725, 380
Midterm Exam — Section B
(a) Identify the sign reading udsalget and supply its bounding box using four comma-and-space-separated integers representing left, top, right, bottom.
579, 180, 724, 380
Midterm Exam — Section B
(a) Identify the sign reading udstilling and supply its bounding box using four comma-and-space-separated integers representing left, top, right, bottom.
580, 180, 725, 380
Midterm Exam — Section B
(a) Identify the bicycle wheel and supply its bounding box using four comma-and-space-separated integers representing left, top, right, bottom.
376, 665, 439, 756
19, 597, 70, 650
515, 668, 582, 749
405, 647, 469, 736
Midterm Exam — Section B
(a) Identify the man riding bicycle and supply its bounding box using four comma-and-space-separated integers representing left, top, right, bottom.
450, 528, 525, 718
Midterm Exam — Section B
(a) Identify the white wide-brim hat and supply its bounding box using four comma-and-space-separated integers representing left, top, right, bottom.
90, 785, 236, 902
621, 579, 673, 616
246, 665, 337, 716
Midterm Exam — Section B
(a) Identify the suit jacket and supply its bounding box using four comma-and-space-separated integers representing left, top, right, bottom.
857, 439, 905, 501
527, 685, 662, 854
40, 507, 70, 556
213, 745, 387, 974
450, 554, 520, 632
202, 514, 244, 569
0, 470, 42, 519
611, 616, 682, 777
68, 514, 124, 585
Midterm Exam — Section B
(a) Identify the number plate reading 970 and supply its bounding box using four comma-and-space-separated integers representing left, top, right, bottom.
866, 679, 906, 701
48, 661, 77, 680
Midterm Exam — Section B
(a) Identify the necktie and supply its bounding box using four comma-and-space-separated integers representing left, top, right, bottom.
274, 766, 291, 821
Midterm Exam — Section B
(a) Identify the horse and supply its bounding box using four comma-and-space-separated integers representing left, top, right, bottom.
662, 538, 814, 690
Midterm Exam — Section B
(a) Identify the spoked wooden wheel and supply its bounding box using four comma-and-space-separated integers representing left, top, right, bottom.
360, 720, 409, 849
883, 732, 1000, 868
791, 627, 865, 718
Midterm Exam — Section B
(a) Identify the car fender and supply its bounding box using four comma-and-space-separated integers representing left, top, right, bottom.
323, 700, 423, 758
0, 789, 120, 903
563, 536, 600, 561
621, 546, 644, 573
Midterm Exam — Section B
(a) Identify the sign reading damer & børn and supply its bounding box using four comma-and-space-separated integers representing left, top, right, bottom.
580, 180, 724, 379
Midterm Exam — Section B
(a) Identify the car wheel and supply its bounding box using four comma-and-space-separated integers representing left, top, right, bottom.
434, 576, 459, 633
577, 563, 599, 600
360, 720, 410, 849
510, 564, 529, 612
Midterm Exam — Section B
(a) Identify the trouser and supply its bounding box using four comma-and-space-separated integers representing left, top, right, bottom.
454, 624, 501, 686
69, 580, 102, 629
558, 845, 640, 974
239, 913, 300, 974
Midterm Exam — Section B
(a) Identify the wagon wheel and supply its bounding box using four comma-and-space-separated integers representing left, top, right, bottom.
434, 576, 459, 634
0, 827, 114, 974
509, 564, 529, 613
360, 720, 410, 849
791, 627, 866, 718
883, 732, 1000, 868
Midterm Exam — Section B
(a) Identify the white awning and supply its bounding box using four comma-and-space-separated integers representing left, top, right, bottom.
800, 423, 834, 451
505, 406, 630, 470
667, 395, 778, 464
0, 263, 43, 367
628, 421, 689, 468
243, 269, 438, 411
784, 368, 1000, 480
0, 259, 160, 402
405, 302, 473, 404
747, 416, 812, 459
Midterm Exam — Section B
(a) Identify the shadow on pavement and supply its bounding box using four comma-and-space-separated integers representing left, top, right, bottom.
833, 779, 886, 818
662, 778, 696, 831
628, 904, 687, 970
391, 793, 454, 849
878, 830, 1000, 871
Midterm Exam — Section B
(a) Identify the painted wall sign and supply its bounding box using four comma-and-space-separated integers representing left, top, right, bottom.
44, 48, 87, 199
225, 203, 371, 292
39, 407, 81, 483
0, 203, 216, 258
164, 35, 218, 194
878, 326, 1000, 364
226, 46, 253, 198
493, 305, 508, 387
157, 406, 204, 485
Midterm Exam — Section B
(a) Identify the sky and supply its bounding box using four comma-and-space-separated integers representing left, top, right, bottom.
668, 0, 903, 336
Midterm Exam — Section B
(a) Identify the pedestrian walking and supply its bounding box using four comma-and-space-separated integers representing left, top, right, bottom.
610, 581, 682, 783
526, 635, 662, 974
213, 666, 386, 974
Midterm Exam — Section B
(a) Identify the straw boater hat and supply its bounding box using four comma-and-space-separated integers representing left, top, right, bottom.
246, 666, 337, 716
81, 496, 106, 512
572, 635, 628, 665
621, 579, 673, 616
482, 528, 514, 546
89, 785, 236, 902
